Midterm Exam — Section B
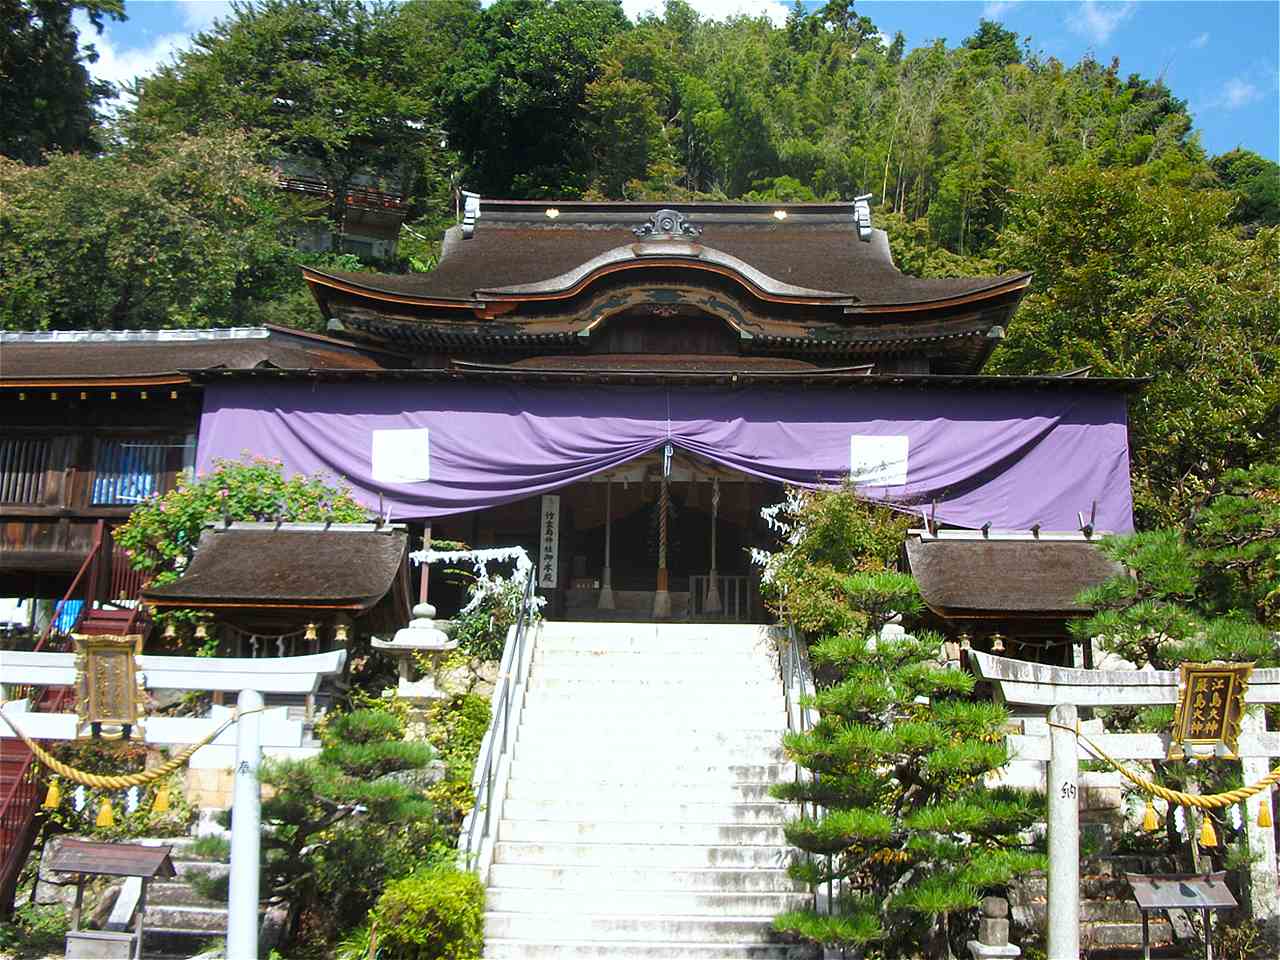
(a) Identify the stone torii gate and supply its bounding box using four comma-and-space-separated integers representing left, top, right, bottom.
968, 651, 1280, 960
0, 648, 346, 960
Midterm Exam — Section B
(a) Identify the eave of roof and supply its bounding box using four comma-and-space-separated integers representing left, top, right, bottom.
180, 365, 1147, 391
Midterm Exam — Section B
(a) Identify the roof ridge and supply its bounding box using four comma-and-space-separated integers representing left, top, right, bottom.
0, 327, 271, 344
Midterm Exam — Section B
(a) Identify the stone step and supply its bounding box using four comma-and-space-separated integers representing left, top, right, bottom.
515, 727, 785, 753
507, 760, 795, 785
531, 660, 776, 680
1084, 921, 1174, 947
493, 842, 794, 869
499, 799, 793, 825
1011, 875, 1132, 900
145, 881, 227, 909
487, 864, 805, 894
484, 938, 805, 959
484, 912, 780, 944
143, 904, 227, 935
505, 781, 780, 803
513, 742, 788, 766
516, 707, 785, 729
524, 678, 783, 697
1016, 899, 1147, 924
497, 819, 787, 846
487, 888, 810, 917
537, 622, 776, 644
171, 860, 230, 882
534, 646, 776, 662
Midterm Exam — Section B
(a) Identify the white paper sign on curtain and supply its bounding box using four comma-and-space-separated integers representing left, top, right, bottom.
539, 494, 560, 589
850, 435, 909, 487
371, 428, 430, 484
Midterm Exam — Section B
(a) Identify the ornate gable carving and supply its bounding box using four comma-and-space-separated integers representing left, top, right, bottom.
632, 209, 703, 241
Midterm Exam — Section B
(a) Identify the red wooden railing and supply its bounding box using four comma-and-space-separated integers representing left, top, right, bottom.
1, 519, 150, 915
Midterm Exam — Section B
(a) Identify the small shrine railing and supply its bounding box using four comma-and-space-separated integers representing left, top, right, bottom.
459, 562, 539, 880
688, 574, 751, 621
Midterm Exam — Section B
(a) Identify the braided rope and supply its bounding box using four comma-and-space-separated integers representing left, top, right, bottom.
1054, 721, 1280, 809
0, 702, 255, 789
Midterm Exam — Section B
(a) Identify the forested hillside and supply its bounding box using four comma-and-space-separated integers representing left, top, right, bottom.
1, 0, 1276, 526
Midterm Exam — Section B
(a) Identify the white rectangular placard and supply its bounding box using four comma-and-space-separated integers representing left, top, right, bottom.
539, 494, 560, 589
850, 435, 909, 487
371, 428, 431, 484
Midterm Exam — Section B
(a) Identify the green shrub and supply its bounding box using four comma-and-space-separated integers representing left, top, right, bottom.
372, 865, 485, 960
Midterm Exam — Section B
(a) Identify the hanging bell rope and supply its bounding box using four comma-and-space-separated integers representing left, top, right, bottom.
0, 702, 262, 789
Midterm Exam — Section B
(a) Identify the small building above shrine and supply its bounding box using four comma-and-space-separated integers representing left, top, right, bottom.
905, 530, 1126, 665
304, 199, 1032, 376
142, 522, 411, 639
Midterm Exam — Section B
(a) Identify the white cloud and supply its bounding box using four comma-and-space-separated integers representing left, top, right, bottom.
73, 11, 191, 107
1215, 77, 1263, 110
1068, 1, 1136, 45
982, 1, 1021, 19
1190, 31, 1210, 49
623, 0, 791, 27
178, 1, 233, 32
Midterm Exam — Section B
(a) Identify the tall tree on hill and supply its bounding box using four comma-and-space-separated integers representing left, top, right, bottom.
0, 0, 124, 163
440, 0, 629, 197
991, 165, 1280, 528
0, 132, 318, 330
126, 0, 460, 250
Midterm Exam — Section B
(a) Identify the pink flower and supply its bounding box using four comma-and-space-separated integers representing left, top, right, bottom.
218, 488, 229, 498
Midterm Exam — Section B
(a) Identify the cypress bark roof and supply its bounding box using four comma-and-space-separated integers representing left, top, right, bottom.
307, 200, 1029, 308
0, 326, 402, 386
906, 535, 1124, 618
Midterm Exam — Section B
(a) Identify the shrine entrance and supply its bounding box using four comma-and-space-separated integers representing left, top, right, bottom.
423, 449, 780, 623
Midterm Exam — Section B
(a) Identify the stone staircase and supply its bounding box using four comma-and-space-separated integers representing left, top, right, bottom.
1010, 856, 1176, 954
483, 622, 814, 959
131, 836, 231, 957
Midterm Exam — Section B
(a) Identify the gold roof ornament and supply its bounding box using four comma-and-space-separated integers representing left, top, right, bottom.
1168, 661, 1253, 760
72, 634, 146, 740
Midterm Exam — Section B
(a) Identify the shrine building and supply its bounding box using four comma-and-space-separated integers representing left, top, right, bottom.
0, 198, 1139, 658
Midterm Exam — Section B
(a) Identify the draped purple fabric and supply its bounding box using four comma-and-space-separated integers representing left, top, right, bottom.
196, 382, 1134, 532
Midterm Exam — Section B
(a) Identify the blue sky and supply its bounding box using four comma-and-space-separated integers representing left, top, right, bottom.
80, 0, 1279, 161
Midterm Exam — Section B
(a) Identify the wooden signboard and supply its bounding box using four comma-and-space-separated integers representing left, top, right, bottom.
1169, 661, 1252, 759
72, 633, 145, 739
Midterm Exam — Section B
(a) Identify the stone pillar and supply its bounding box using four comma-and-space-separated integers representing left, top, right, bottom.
1241, 707, 1279, 939
652, 475, 671, 618
967, 896, 1020, 960
598, 477, 615, 611
704, 477, 722, 615
227, 689, 263, 960
1047, 703, 1080, 960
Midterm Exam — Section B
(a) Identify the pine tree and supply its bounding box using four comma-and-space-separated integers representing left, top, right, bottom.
758, 489, 1043, 957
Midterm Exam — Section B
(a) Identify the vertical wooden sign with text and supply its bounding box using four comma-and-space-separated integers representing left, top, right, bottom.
539, 494, 560, 589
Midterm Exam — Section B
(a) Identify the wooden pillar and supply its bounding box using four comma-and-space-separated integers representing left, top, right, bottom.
418, 525, 432, 605
704, 477, 722, 614
652, 475, 670, 618
598, 477, 615, 611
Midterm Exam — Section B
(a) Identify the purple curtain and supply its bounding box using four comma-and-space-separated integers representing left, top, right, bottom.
196, 381, 1134, 532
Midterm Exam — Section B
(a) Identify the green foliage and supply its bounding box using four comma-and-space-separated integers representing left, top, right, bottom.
1212, 148, 1280, 229
424, 693, 491, 824
371, 864, 485, 960
126, 0, 456, 249
113, 455, 367, 651
0, 902, 68, 956
0, 131, 324, 331
990, 165, 1279, 528
44, 739, 194, 839
1074, 465, 1279, 872
253, 698, 440, 946
448, 569, 538, 661
0, 1, 124, 164
760, 489, 1042, 957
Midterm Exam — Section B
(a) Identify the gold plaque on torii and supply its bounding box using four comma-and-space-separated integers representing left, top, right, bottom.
72, 634, 146, 739
1168, 661, 1253, 760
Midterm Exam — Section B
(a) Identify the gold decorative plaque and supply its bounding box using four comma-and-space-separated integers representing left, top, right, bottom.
1168, 661, 1253, 760
72, 634, 145, 739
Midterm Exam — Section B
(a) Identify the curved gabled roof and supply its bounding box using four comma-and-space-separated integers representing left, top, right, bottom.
305, 199, 1030, 310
